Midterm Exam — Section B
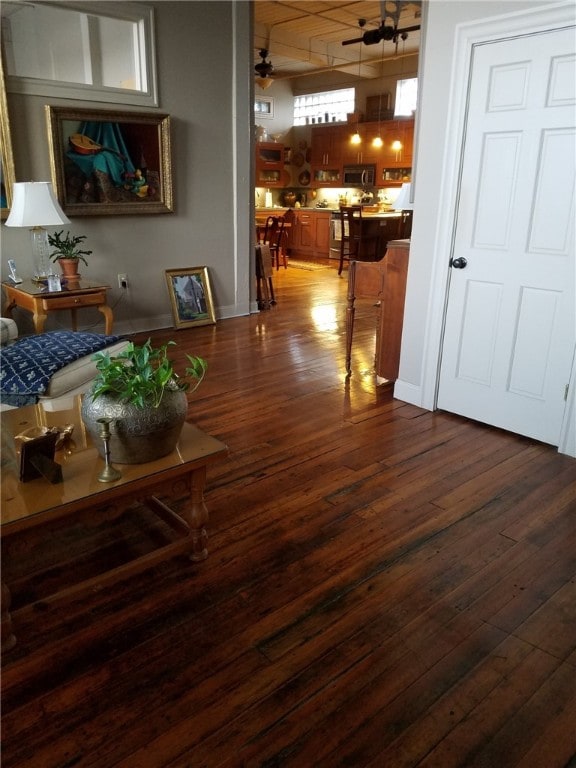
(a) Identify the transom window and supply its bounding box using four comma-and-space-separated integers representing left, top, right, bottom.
394, 78, 418, 117
0, 1, 158, 107
293, 88, 355, 126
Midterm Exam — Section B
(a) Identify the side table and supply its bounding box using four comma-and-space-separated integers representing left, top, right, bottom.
2, 279, 113, 334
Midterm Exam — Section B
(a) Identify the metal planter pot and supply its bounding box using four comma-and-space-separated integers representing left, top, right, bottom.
81, 389, 188, 464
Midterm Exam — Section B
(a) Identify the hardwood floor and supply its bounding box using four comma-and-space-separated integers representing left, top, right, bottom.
2, 260, 576, 768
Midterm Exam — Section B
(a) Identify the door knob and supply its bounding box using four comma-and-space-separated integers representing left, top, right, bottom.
450, 257, 468, 269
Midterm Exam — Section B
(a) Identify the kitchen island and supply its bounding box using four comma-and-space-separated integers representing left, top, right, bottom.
255, 207, 405, 262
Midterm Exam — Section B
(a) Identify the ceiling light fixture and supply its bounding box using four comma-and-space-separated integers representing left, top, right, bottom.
391, 33, 409, 158
350, 20, 365, 146
371, 35, 387, 149
254, 48, 274, 78
255, 48, 274, 90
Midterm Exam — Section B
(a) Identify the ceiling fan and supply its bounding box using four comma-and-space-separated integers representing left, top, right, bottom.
342, 3, 420, 47
255, 48, 274, 89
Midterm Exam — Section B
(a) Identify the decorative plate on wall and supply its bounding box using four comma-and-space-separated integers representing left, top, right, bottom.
292, 152, 305, 168
298, 170, 310, 186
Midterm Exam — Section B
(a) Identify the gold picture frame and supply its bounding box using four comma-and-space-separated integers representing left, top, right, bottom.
45, 105, 174, 216
165, 267, 216, 329
1, 57, 16, 219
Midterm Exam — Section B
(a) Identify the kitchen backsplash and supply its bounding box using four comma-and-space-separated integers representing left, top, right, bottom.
255, 186, 403, 209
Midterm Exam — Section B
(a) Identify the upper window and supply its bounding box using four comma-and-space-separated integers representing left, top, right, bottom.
0, 2, 158, 107
293, 88, 355, 126
394, 78, 418, 117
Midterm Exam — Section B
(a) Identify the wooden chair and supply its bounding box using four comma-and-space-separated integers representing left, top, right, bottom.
255, 244, 276, 310
338, 205, 381, 276
263, 216, 287, 270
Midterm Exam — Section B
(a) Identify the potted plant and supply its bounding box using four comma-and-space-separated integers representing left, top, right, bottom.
48, 230, 93, 280
81, 339, 207, 464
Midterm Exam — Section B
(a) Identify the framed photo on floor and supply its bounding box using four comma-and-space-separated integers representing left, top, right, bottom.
165, 267, 216, 329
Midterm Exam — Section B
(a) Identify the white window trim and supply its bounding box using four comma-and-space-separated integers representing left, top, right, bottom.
3, 2, 158, 107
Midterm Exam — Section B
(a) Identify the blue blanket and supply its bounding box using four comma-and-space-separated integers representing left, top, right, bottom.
0, 331, 122, 407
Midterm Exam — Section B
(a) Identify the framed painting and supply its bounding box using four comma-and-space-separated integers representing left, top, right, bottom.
1, 57, 15, 219
45, 106, 173, 216
165, 267, 216, 329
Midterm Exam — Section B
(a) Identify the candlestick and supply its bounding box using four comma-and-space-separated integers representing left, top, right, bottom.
96, 418, 122, 483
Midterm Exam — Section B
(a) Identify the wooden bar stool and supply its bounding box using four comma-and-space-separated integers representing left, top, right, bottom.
338, 205, 380, 276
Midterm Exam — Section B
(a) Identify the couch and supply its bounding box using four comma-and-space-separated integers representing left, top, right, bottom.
0, 323, 129, 411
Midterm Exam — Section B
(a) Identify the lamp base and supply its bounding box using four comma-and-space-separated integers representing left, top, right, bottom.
30, 227, 51, 279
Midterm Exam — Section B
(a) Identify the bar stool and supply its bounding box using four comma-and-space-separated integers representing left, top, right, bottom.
338, 205, 380, 276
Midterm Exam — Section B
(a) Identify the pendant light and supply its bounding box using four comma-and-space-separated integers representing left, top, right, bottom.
371, 37, 386, 149
391, 34, 408, 157
350, 26, 364, 145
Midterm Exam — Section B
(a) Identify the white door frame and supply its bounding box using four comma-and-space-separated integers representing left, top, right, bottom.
418, 1, 576, 456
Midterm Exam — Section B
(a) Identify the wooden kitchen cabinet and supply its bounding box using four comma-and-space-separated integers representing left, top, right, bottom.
310, 126, 342, 167
255, 141, 285, 188
377, 119, 414, 169
288, 210, 332, 258
310, 126, 343, 187
307, 118, 414, 181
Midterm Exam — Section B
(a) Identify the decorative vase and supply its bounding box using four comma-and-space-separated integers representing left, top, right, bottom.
57, 258, 82, 281
81, 388, 188, 464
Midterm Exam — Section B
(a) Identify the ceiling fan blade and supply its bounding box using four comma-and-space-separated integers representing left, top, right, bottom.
342, 23, 420, 46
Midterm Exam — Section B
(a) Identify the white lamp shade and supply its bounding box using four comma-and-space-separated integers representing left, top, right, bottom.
393, 183, 414, 211
5, 182, 70, 227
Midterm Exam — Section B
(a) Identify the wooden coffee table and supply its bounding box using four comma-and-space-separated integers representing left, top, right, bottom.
0, 397, 228, 651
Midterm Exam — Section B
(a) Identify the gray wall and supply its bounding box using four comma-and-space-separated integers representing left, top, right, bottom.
2, 1, 253, 336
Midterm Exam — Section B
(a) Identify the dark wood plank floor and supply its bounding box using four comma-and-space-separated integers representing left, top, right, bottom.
2, 259, 576, 768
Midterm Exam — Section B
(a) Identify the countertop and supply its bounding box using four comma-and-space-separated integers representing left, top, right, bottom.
255, 206, 402, 218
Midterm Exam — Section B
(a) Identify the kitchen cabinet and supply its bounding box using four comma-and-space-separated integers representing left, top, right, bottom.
380, 167, 412, 185
310, 126, 343, 188
310, 126, 342, 167
288, 210, 332, 258
255, 142, 285, 188
341, 123, 382, 165
306, 118, 415, 185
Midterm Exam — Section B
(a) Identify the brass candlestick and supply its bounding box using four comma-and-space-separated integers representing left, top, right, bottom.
96, 418, 122, 483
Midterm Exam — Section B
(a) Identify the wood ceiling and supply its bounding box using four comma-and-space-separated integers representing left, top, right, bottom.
254, 1, 422, 82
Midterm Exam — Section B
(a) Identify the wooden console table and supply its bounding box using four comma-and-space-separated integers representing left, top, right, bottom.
345, 239, 410, 382
2, 279, 113, 334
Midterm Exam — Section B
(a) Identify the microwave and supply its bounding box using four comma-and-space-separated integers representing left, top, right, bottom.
343, 164, 376, 187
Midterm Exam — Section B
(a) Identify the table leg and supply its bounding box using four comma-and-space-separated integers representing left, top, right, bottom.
3, 297, 16, 317
1, 581, 16, 652
345, 261, 357, 375
98, 304, 114, 335
181, 466, 209, 561
33, 311, 48, 334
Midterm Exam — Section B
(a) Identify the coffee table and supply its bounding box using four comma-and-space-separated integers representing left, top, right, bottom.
1, 396, 228, 651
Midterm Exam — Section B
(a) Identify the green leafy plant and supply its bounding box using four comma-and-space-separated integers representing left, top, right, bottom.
90, 339, 207, 408
48, 230, 93, 264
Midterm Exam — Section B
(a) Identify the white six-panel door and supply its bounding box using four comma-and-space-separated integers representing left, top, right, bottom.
437, 26, 575, 446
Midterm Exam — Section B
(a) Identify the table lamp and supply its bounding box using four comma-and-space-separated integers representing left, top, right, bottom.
5, 181, 70, 279
393, 183, 413, 212
393, 183, 414, 239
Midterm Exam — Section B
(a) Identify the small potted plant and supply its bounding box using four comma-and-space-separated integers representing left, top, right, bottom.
81, 339, 207, 464
48, 229, 93, 280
